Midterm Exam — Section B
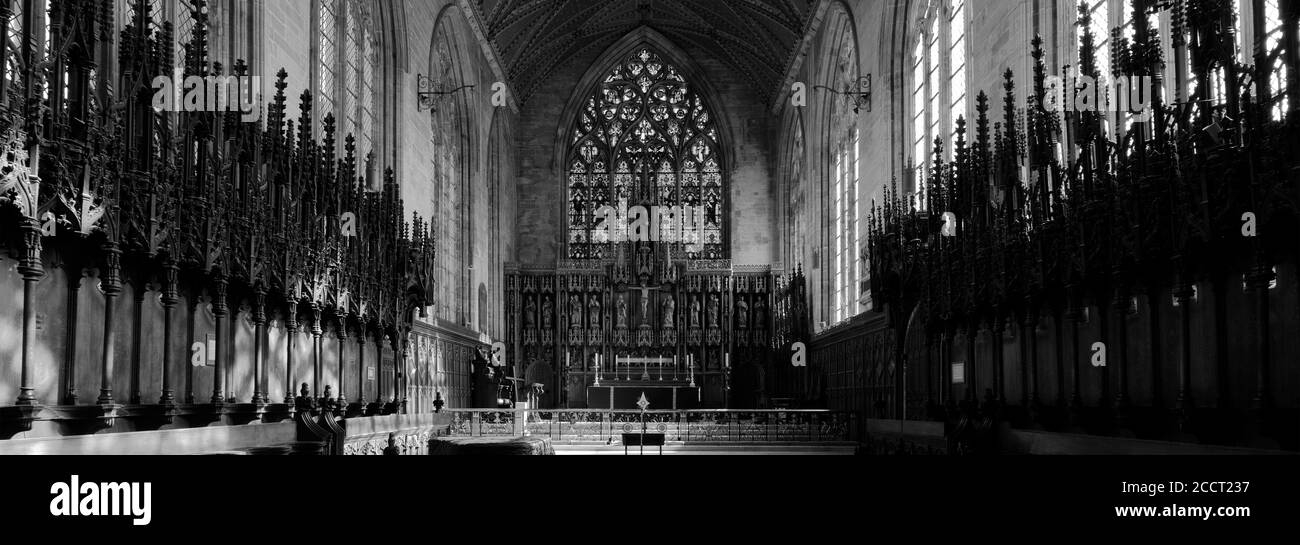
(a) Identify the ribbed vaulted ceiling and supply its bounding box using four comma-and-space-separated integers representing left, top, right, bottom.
473, 0, 814, 105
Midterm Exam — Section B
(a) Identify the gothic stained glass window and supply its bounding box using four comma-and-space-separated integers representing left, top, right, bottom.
911, 34, 926, 190
1076, 0, 1113, 137
317, 0, 378, 162
174, 0, 197, 71
318, 0, 338, 124
832, 128, 859, 323
566, 47, 726, 261
1262, 0, 1288, 121
359, 17, 377, 161
4, 0, 22, 87
910, 0, 967, 205
948, 0, 967, 141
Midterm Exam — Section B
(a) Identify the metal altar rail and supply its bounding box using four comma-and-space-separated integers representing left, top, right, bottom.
446, 409, 858, 443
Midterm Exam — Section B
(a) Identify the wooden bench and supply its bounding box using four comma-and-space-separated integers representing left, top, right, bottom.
622, 433, 666, 455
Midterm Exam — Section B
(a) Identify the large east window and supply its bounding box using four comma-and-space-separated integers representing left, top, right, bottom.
565, 47, 726, 261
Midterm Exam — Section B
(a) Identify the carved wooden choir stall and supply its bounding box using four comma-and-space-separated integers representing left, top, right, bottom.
0, 0, 441, 439
859, 1, 1300, 451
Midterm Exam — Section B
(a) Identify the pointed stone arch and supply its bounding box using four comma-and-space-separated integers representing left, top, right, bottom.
806, 2, 862, 326
427, 4, 480, 325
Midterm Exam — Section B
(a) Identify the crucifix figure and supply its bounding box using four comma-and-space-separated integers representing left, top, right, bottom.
634, 282, 665, 326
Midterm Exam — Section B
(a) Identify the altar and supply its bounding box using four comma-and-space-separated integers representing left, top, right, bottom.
586, 382, 701, 410
585, 356, 702, 410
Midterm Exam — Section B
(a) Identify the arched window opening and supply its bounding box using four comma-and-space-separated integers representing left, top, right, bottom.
429, 13, 470, 325
910, 0, 968, 204
831, 126, 859, 323
565, 46, 726, 261
317, 0, 379, 162
3, 0, 23, 90
825, 9, 862, 324
785, 116, 806, 275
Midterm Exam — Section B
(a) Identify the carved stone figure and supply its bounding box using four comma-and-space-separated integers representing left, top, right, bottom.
616, 294, 628, 328
524, 297, 537, 329
690, 296, 701, 328
294, 382, 315, 412
383, 432, 400, 456
707, 294, 719, 327
569, 294, 582, 329
662, 295, 676, 328
754, 298, 766, 328
541, 296, 553, 329
589, 295, 601, 329
737, 299, 749, 329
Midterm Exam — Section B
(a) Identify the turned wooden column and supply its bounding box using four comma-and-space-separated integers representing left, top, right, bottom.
356, 327, 367, 406
1096, 291, 1111, 411
395, 335, 407, 411
1021, 306, 1039, 409
283, 301, 299, 403
336, 317, 348, 407
1173, 280, 1196, 411
943, 327, 955, 409
965, 320, 977, 402
1146, 285, 1163, 409
63, 265, 84, 405
379, 332, 390, 402
1248, 264, 1274, 410
992, 315, 1006, 407
251, 288, 268, 404
97, 243, 123, 405
185, 288, 200, 404
158, 263, 178, 405
129, 276, 147, 405
1113, 284, 1131, 412
1066, 297, 1084, 415
1212, 274, 1231, 409
1053, 303, 1065, 409
310, 305, 323, 397
16, 220, 44, 405
925, 333, 937, 410
210, 275, 228, 405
